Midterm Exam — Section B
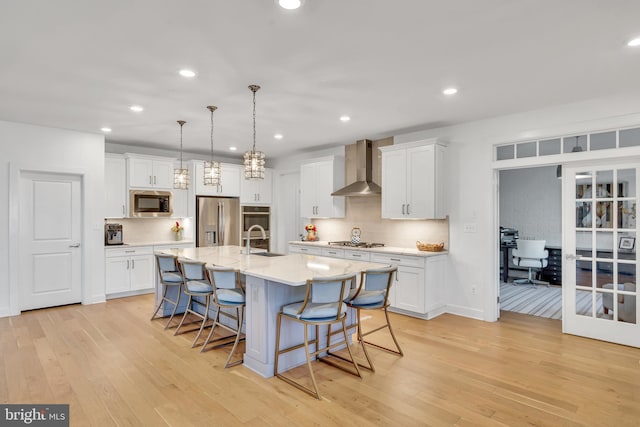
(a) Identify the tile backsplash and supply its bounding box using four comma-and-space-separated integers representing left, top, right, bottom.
312, 197, 448, 248
106, 217, 194, 244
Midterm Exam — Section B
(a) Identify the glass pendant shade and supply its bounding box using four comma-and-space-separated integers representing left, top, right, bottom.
244, 84, 265, 180
203, 105, 221, 186
174, 167, 190, 189
173, 120, 189, 190
244, 150, 265, 179
204, 159, 221, 185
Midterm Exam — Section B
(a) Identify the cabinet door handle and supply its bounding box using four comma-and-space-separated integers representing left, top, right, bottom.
154, 176, 157, 185
122, 204, 125, 215
402, 204, 405, 215
406, 204, 410, 215
131, 259, 135, 269
149, 176, 152, 185
126, 260, 130, 269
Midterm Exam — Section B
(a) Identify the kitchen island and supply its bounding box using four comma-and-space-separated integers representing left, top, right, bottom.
156, 245, 388, 377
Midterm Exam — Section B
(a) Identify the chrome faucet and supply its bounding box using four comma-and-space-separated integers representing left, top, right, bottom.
246, 224, 266, 254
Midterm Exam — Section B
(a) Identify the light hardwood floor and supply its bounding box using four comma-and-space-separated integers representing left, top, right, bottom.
1, 294, 639, 426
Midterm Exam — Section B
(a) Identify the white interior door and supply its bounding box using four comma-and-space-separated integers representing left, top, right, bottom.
562, 163, 639, 347
19, 172, 82, 311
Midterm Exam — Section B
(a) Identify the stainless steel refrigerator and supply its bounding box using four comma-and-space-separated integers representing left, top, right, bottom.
196, 196, 240, 247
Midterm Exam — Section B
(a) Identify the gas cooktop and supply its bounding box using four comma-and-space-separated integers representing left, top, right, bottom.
328, 241, 385, 248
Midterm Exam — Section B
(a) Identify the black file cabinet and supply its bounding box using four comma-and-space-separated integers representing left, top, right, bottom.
541, 246, 562, 285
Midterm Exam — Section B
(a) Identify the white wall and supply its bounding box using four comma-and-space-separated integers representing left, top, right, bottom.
0, 120, 105, 316
499, 166, 561, 246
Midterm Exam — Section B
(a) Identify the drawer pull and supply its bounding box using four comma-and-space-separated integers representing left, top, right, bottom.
353, 254, 361, 257
125, 250, 136, 253
390, 258, 401, 262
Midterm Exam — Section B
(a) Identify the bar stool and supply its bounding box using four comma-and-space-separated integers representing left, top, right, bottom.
150, 253, 184, 329
173, 260, 213, 348
201, 267, 246, 368
338, 266, 403, 372
274, 273, 361, 400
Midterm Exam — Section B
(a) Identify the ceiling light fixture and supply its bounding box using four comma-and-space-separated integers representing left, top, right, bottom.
443, 87, 458, 95
340, 115, 351, 122
557, 136, 584, 178
174, 120, 190, 189
278, 0, 301, 10
229, 146, 237, 151
627, 37, 640, 47
179, 69, 196, 77
244, 84, 265, 180
100, 127, 112, 133
203, 105, 221, 187
274, 133, 283, 140
130, 105, 144, 112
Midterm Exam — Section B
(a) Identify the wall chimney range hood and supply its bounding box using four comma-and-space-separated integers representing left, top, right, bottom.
331, 139, 382, 197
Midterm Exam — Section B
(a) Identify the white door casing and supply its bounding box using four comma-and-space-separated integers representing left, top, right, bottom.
19, 172, 82, 311
562, 162, 639, 347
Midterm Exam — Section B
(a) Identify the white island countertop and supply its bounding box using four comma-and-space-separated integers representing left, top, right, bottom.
288, 240, 448, 257
158, 245, 388, 286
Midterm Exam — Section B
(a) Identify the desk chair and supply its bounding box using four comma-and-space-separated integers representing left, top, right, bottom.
512, 240, 549, 287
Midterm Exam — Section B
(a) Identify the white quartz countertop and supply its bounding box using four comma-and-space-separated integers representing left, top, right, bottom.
158, 245, 388, 286
288, 240, 448, 257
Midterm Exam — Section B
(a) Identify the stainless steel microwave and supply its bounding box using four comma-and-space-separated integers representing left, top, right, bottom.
130, 190, 173, 217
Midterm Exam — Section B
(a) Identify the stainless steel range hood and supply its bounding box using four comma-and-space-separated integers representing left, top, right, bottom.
332, 139, 388, 197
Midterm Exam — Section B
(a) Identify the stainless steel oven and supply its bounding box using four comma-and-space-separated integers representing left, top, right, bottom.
242, 206, 270, 250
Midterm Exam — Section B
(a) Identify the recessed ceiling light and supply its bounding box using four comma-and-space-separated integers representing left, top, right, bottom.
179, 69, 196, 77
274, 133, 283, 140
278, 0, 301, 10
229, 146, 237, 151
339, 115, 351, 122
443, 88, 458, 95
130, 105, 144, 112
627, 37, 640, 47
100, 127, 112, 133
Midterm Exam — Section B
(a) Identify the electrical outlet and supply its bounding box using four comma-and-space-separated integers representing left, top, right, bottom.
471, 285, 477, 295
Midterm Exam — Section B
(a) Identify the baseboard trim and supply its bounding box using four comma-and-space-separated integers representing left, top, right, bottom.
106, 288, 154, 300
446, 304, 484, 320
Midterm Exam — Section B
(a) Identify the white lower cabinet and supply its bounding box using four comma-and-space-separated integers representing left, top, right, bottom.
369, 252, 446, 319
105, 246, 154, 296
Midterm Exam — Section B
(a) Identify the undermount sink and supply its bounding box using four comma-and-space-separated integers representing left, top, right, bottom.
252, 252, 285, 257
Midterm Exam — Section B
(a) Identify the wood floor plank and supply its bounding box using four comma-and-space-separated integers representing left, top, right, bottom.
2, 295, 640, 426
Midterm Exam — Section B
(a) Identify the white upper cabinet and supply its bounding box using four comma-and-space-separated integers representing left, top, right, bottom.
127, 156, 174, 189
300, 156, 345, 218
380, 139, 447, 219
193, 161, 241, 197
105, 155, 127, 218
240, 168, 273, 205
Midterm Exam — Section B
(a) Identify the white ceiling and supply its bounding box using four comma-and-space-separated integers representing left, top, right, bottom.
2, 1, 640, 159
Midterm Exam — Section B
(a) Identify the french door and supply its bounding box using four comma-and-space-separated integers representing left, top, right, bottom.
562, 163, 639, 347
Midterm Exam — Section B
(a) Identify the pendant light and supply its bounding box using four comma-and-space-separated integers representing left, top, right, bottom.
556, 136, 583, 179
203, 105, 221, 186
244, 84, 265, 180
173, 120, 190, 189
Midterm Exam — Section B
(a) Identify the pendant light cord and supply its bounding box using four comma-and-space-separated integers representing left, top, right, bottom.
211, 109, 215, 161
177, 120, 186, 168
252, 89, 257, 153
